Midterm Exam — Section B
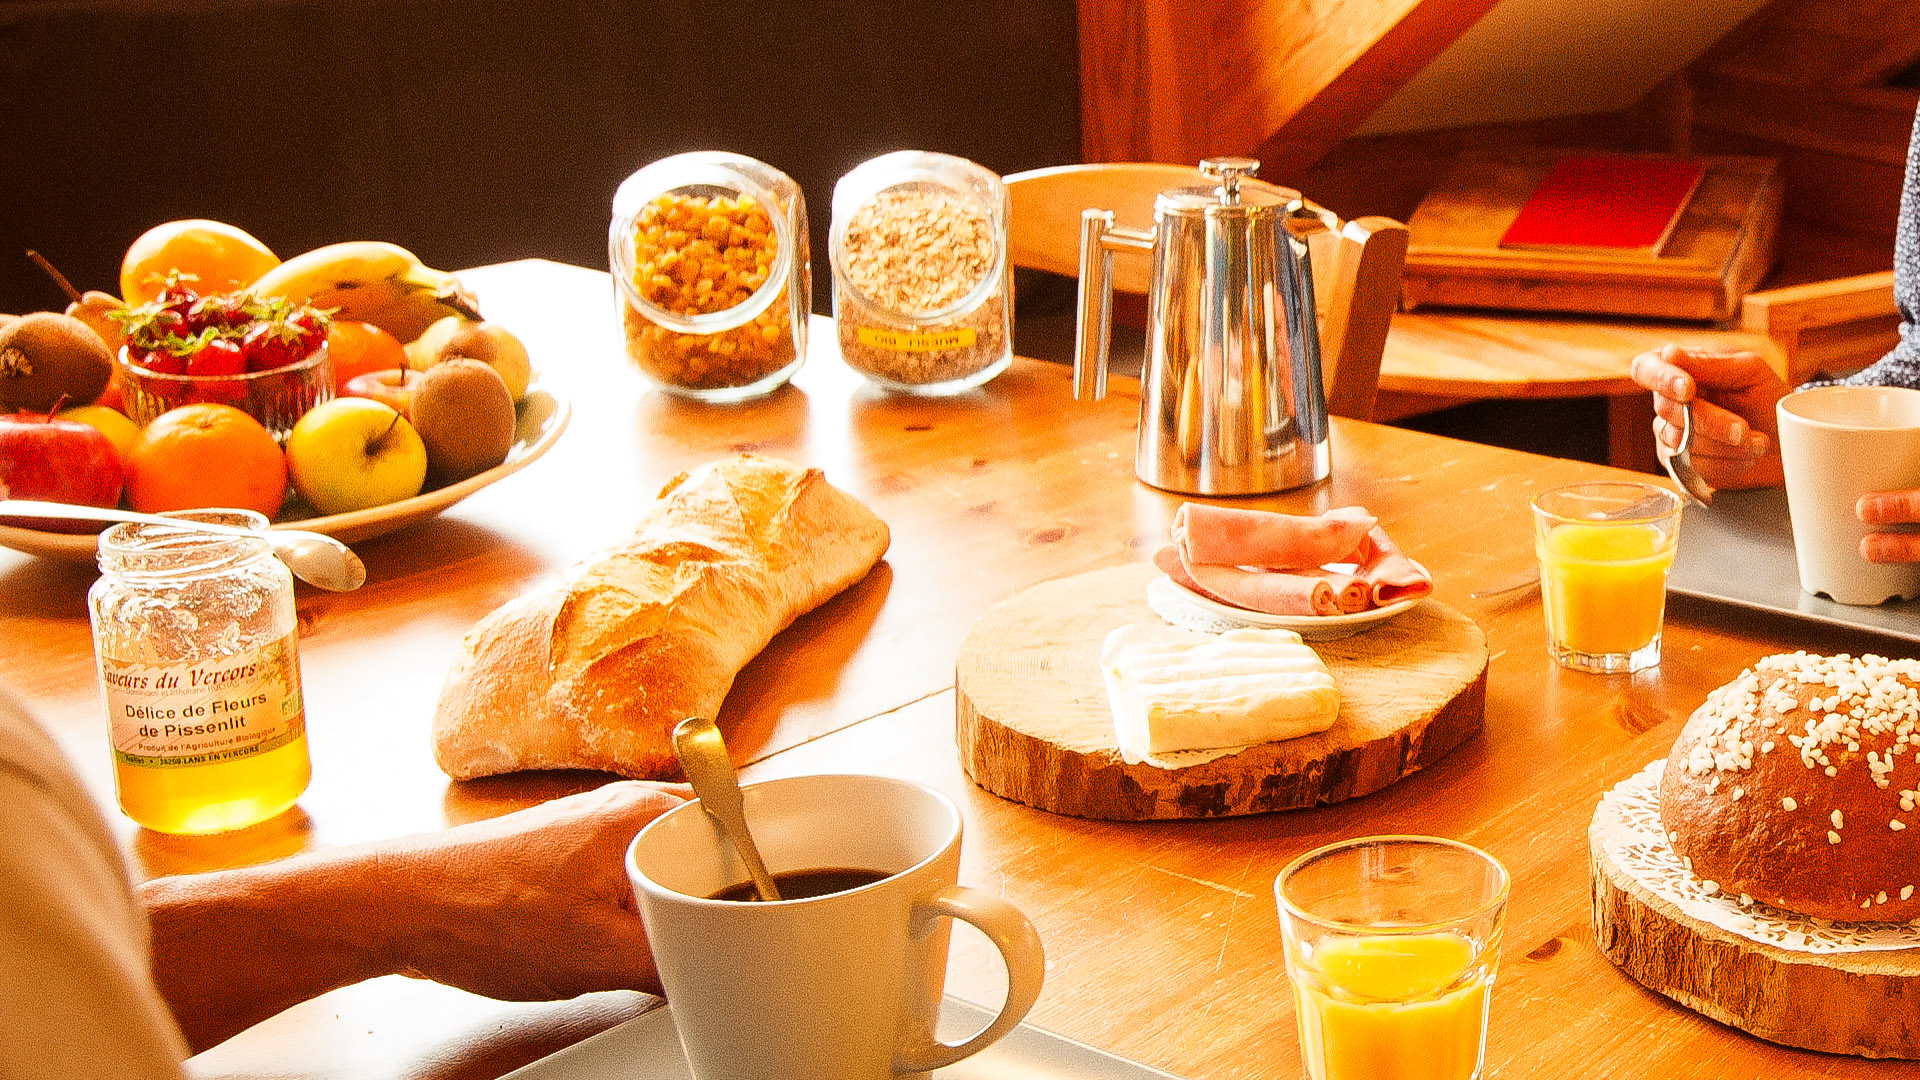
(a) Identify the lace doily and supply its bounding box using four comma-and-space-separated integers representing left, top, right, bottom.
1145, 575, 1247, 633
1595, 760, 1920, 953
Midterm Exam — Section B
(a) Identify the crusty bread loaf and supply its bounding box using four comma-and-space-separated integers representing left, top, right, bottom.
431, 454, 889, 779
1660, 651, 1920, 921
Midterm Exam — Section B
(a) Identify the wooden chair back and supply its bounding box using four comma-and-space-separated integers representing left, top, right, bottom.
1003, 162, 1409, 420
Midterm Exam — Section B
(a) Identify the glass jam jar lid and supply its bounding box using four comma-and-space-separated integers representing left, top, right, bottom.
829, 150, 1006, 323
609, 151, 795, 335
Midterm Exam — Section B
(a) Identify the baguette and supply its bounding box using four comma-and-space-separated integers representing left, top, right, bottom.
431, 454, 890, 779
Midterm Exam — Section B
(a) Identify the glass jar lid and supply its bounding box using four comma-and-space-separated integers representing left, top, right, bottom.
96, 509, 274, 580
610, 152, 795, 335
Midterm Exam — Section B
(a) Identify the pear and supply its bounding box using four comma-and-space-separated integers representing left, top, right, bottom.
65, 291, 127, 354
407, 315, 530, 401
410, 358, 515, 483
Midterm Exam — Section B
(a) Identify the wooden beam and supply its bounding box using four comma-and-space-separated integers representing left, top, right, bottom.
1233, 0, 1502, 178
1077, 0, 1499, 173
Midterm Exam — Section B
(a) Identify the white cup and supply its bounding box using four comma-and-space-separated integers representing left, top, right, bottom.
1776, 385, 1920, 605
625, 773, 1044, 1080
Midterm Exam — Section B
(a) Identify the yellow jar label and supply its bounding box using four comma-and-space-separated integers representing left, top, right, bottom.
854, 326, 977, 352
102, 637, 306, 769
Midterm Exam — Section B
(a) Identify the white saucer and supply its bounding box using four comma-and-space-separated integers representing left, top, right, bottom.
1147, 574, 1416, 641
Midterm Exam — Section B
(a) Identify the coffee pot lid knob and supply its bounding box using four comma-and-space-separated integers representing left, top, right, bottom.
1199, 157, 1261, 203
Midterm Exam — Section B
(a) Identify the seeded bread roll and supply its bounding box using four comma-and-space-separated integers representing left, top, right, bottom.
1660, 652, 1920, 922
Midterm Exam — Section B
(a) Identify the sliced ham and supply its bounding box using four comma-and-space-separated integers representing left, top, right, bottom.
1173, 503, 1376, 570
1352, 527, 1434, 606
1153, 544, 1339, 616
1159, 504, 1433, 616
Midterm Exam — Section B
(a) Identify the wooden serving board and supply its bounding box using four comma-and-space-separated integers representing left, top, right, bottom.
954, 563, 1488, 820
1589, 813, 1920, 1058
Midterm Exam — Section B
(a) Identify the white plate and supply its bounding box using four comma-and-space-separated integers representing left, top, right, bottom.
0, 386, 569, 562
1149, 573, 1417, 641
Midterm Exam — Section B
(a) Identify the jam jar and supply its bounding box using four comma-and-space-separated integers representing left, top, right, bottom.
830, 151, 1011, 395
610, 151, 811, 402
87, 509, 311, 834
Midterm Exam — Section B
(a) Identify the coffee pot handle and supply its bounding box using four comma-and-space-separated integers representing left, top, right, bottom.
895, 884, 1046, 1074
1073, 209, 1154, 403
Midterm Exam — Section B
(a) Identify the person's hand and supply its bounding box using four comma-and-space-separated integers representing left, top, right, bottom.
376, 780, 688, 1001
143, 779, 689, 1052
1857, 490, 1920, 562
1628, 344, 1789, 489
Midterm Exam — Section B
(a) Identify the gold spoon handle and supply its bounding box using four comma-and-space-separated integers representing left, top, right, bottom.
671, 717, 782, 902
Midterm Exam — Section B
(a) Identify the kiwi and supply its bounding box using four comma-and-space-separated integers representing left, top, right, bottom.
410, 358, 515, 483
0, 311, 114, 413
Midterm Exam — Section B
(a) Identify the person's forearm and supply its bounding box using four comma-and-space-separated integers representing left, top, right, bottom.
138, 851, 400, 1053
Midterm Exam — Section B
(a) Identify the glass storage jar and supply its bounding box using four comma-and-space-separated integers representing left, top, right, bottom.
830, 151, 1012, 395
610, 151, 810, 402
87, 509, 311, 834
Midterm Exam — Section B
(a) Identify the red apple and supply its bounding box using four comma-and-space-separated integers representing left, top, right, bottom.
341, 367, 424, 418
0, 411, 125, 532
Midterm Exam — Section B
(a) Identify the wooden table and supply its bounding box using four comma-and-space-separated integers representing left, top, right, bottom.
1376, 309, 1787, 475
3, 259, 1915, 1079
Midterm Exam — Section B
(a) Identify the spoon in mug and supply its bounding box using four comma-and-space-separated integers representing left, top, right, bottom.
0, 500, 367, 592
671, 716, 782, 902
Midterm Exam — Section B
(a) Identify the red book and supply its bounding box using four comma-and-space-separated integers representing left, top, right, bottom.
1498, 155, 1706, 256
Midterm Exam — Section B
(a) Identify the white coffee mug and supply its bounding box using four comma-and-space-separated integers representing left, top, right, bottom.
1777, 384, 1920, 605
625, 773, 1044, 1080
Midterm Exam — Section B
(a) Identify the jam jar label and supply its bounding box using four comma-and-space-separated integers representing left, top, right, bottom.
101, 636, 305, 768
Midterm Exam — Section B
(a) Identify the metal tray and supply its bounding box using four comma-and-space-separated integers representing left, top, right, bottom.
502, 996, 1188, 1079
1668, 487, 1920, 644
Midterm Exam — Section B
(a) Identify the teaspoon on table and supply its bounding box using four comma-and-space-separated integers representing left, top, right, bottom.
671, 716, 782, 902
0, 500, 367, 592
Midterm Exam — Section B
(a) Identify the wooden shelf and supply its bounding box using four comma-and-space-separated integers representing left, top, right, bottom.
1403, 150, 1784, 321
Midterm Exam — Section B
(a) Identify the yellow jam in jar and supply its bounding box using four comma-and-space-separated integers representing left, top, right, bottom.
88, 510, 311, 834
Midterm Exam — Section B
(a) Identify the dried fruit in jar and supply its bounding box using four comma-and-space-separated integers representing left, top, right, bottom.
622, 192, 796, 391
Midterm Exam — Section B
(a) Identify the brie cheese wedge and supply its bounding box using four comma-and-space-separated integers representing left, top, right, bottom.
1100, 623, 1340, 764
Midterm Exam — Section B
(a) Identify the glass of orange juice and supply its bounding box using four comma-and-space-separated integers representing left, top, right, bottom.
1531, 482, 1683, 674
1275, 836, 1509, 1080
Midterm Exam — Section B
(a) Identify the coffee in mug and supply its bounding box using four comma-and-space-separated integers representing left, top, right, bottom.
626, 773, 1044, 1080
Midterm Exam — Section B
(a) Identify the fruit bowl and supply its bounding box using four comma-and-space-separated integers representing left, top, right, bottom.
117, 344, 334, 441
0, 385, 569, 562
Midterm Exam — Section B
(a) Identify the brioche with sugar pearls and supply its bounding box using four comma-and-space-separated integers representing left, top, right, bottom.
1659, 652, 1920, 922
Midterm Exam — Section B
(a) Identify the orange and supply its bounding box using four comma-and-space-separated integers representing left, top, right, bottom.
120, 219, 280, 305
326, 319, 409, 390
124, 404, 287, 518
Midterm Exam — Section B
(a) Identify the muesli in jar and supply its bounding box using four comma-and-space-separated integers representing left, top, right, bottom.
831, 152, 1011, 394
610, 153, 809, 402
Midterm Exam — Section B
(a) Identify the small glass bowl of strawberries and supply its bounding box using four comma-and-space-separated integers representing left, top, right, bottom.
114, 280, 333, 441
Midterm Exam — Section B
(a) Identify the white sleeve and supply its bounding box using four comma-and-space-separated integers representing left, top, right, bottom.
0, 693, 190, 1080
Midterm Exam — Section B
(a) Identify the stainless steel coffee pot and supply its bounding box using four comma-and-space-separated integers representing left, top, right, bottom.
1073, 157, 1333, 496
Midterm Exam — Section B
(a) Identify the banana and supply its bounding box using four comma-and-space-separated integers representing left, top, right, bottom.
245, 241, 482, 343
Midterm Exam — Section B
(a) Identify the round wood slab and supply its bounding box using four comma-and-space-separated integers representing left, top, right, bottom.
1589, 809, 1920, 1058
954, 562, 1488, 820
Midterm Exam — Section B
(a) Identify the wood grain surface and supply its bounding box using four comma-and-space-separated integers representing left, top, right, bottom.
1589, 810, 1920, 1058
8, 260, 1920, 1079
954, 562, 1487, 820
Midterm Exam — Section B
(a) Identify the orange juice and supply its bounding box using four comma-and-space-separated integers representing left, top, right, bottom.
1291, 932, 1491, 1080
1537, 521, 1674, 656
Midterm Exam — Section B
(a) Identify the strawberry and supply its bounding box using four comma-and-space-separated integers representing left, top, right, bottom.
188, 337, 246, 376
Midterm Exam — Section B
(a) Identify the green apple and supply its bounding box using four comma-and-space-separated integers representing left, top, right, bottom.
285, 397, 428, 515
